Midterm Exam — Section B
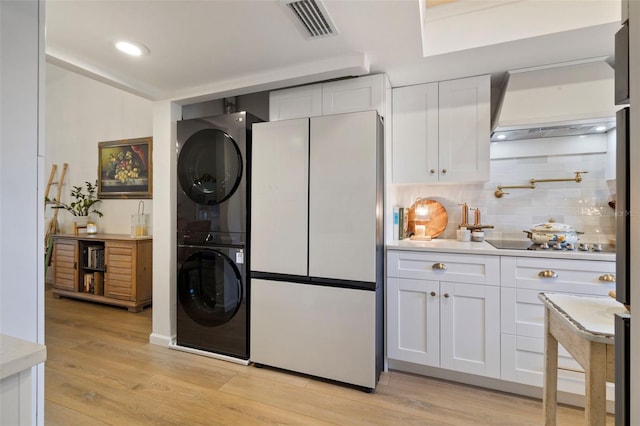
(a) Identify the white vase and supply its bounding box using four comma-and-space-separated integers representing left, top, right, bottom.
73, 216, 89, 235
73, 216, 89, 226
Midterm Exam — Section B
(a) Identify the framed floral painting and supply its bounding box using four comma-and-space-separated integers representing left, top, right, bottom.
98, 137, 152, 199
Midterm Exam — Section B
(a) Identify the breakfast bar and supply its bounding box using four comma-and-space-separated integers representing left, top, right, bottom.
539, 293, 626, 425
0, 334, 47, 425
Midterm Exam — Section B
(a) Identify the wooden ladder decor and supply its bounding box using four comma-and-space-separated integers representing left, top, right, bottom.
45, 163, 68, 267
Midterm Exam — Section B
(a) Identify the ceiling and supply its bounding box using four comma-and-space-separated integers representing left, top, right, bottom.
45, 0, 621, 104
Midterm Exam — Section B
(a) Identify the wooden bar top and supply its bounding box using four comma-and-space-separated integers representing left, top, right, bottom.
0, 334, 46, 379
539, 293, 628, 343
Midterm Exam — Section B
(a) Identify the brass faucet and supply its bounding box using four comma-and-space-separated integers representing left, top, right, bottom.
495, 171, 588, 198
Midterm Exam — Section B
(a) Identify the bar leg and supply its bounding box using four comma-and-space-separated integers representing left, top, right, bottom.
543, 306, 558, 426
585, 342, 607, 426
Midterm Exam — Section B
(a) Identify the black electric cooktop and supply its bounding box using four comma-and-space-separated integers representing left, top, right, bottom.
485, 239, 616, 254
485, 240, 533, 250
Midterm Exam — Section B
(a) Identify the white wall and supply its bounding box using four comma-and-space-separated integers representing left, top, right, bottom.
0, 0, 45, 423
45, 63, 153, 235
149, 101, 180, 346
388, 136, 615, 243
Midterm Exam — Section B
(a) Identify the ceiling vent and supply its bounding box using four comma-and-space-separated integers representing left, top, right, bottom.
281, 0, 339, 39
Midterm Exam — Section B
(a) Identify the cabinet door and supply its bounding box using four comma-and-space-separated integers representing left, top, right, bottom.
438, 75, 490, 183
322, 74, 385, 117
392, 83, 439, 183
309, 111, 380, 282
269, 84, 322, 121
53, 239, 78, 291
500, 334, 615, 400
251, 119, 309, 275
104, 241, 136, 300
387, 277, 440, 367
440, 281, 501, 378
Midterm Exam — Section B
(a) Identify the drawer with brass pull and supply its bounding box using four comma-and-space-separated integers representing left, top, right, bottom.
387, 250, 500, 285
500, 256, 615, 295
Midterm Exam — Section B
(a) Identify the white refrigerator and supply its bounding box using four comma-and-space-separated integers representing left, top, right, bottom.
250, 110, 384, 391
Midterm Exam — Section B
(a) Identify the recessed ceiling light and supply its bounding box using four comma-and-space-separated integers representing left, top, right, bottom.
115, 40, 150, 57
496, 134, 507, 140
595, 126, 607, 132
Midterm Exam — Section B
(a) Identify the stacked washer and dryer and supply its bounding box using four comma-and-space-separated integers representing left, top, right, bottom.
174, 111, 261, 363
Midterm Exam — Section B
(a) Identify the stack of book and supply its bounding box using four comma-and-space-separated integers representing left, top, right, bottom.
83, 272, 104, 294
393, 207, 409, 240
87, 245, 105, 269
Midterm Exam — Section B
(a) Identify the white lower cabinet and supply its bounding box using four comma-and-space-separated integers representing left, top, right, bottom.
500, 256, 616, 400
387, 250, 617, 403
387, 250, 501, 378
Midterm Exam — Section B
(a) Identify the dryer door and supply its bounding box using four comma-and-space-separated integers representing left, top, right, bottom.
177, 128, 242, 205
178, 249, 242, 327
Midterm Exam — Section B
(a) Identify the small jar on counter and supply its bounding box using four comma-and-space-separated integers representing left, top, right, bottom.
471, 230, 485, 242
456, 227, 471, 242
87, 220, 98, 235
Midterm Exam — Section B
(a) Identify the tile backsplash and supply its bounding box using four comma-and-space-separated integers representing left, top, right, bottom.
389, 151, 616, 244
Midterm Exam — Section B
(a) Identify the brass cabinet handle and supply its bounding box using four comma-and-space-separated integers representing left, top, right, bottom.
432, 263, 447, 270
430, 291, 436, 297
444, 293, 450, 298
538, 270, 558, 279
599, 273, 616, 282
442, 169, 447, 174
430, 169, 436, 174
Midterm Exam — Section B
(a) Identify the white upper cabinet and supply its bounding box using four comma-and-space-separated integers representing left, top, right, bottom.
392, 75, 490, 184
322, 74, 385, 117
392, 82, 439, 183
269, 74, 387, 121
438, 75, 490, 182
268, 84, 323, 121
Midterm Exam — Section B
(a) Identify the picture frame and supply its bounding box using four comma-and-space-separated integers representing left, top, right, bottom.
98, 137, 152, 199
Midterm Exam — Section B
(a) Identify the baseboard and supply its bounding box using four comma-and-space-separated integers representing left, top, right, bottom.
148, 333, 172, 347
168, 342, 250, 366
387, 359, 615, 413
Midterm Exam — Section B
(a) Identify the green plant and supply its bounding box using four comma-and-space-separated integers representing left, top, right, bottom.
47, 181, 103, 217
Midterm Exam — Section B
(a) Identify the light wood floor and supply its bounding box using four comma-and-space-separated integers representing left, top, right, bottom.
45, 288, 613, 425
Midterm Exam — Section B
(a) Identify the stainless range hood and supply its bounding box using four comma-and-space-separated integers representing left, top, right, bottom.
491, 59, 617, 142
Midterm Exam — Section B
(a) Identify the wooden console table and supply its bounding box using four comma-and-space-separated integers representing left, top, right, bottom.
539, 292, 627, 425
52, 234, 152, 312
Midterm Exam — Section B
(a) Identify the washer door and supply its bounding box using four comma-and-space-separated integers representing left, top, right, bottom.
178, 128, 242, 205
178, 249, 242, 327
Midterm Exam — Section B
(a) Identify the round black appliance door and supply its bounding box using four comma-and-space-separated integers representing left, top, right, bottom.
178, 249, 242, 328
177, 128, 242, 206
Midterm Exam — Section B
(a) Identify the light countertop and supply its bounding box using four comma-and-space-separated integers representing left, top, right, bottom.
0, 334, 47, 379
386, 239, 616, 261
539, 293, 628, 343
